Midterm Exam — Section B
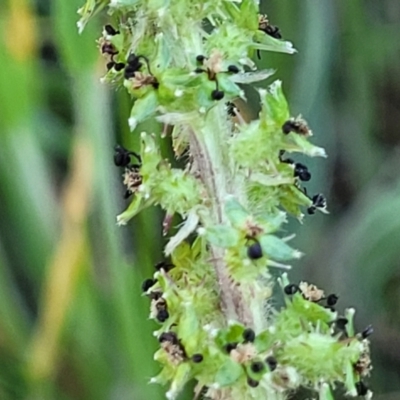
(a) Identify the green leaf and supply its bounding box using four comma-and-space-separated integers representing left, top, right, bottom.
257, 211, 287, 233
165, 210, 200, 255
259, 235, 301, 261
238, 0, 259, 30
344, 361, 358, 396
116, 194, 153, 225
253, 31, 297, 54
231, 69, 275, 84
225, 197, 249, 227
285, 133, 327, 158
206, 225, 240, 248
214, 324, 245, 349
215, 359, 243, 387
259, 80, 290, 126
129, 91, 159, 131
217, 75, 241, 98
171, 241, 192, 269
254, 330, 274, 353
77, 0, 108, 33
319, 383, 335, 400
168, 363, 192, 400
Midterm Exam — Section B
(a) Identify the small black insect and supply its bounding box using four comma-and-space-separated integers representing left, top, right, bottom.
284, 283, 300, 295
259, 15, 282, 39
242, 328, 256, 343
250, 361, 265, 373
191, 354, 204, 363
264, 25, 282, 39
247, 242, 263, 260
124, 53, 154, 79
265, 356, 277, 371
114, 144, 141, 167
127, 53, 143, 69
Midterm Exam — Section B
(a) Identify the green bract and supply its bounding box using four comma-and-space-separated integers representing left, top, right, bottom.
78, 0, 372, 399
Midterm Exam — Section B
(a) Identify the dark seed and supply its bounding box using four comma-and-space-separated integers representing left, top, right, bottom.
155, 261, 175, 272
107, 61, 115, 71
156, 309, 169, 322
284, 284, 299, 295
250, 361, 264, 373
299, 170, 311, 181
159, 332, 178, 344
196, 55, 206, 63
294, 163, 311, 182
194, 67, 205, 74
326, 294, 339, 306
247, 377, 259, 388
191, 354, 204, 363
224, 342, 238, 353
114, 62, 126, 71
242, 328, 256, 343
104, 24, 119, 35
211, 89, 225, 101
247, 242, 263, 260
227, 65, 240, 73
265, 356, 277, 371
141, 278, 157, 292
282, 120, 294, 134
307, 206, 316, 215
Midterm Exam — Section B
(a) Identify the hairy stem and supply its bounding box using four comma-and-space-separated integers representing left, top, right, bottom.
189, 105, 254, 328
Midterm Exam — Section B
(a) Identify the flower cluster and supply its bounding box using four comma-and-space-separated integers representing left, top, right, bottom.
78, 0, 372, 399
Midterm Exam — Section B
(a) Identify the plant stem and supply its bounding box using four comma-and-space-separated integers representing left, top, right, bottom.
189, 105, 255, 328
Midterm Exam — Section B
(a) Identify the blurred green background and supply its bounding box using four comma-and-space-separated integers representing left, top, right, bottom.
0, 0, 399, 398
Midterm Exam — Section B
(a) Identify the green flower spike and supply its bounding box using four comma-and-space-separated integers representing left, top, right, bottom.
78, 0, 372, 399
